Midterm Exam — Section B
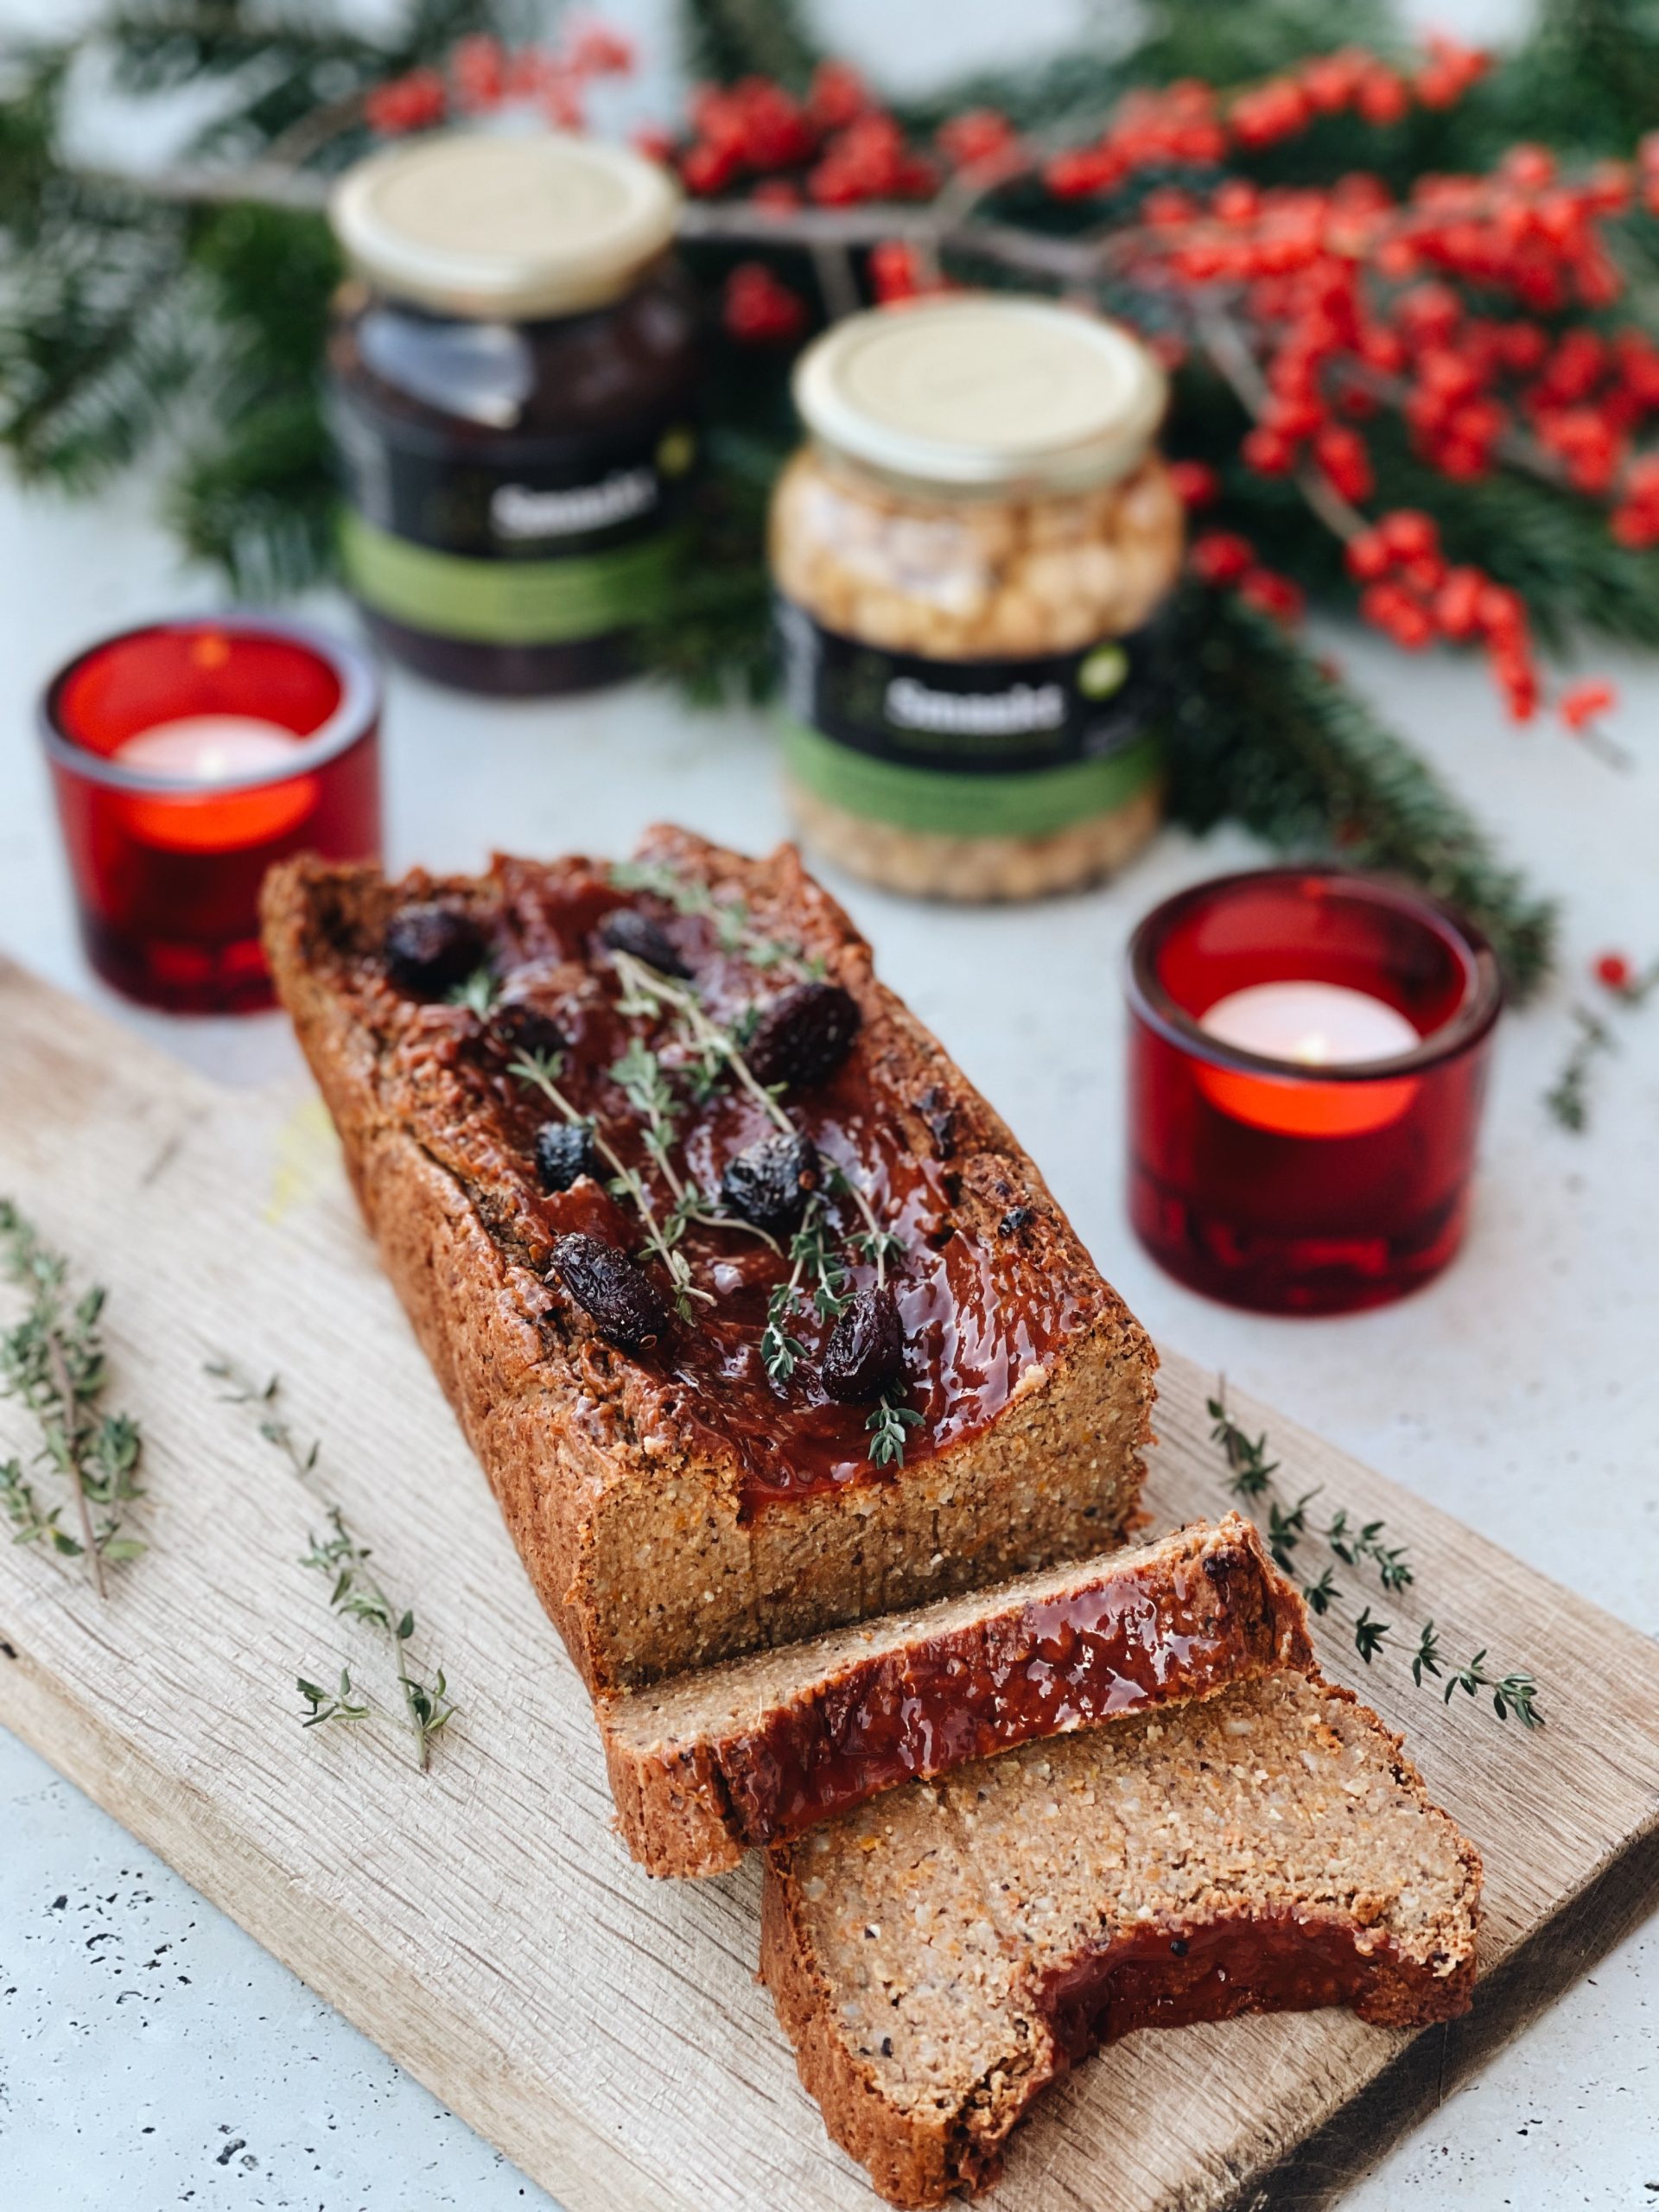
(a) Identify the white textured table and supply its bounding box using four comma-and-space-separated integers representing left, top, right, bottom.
3, 403, 1656, 2212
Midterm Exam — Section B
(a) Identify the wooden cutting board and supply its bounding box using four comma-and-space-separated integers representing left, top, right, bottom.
2, 955, 1656, 2212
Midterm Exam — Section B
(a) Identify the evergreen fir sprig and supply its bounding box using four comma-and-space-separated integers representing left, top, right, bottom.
1166, 588, 1557, 999
0, 1197, 146, 1592
1543, 1005, 1615, 1130
1207, 1378, 1541, 1725
206, 1357, 457, 1768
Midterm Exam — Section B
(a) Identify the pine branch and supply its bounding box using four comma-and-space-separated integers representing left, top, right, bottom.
678, 0, 823, 93
1164, 584, 1558, 999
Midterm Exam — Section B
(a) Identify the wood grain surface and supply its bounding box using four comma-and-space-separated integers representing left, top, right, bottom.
1, 957, 1656, 2212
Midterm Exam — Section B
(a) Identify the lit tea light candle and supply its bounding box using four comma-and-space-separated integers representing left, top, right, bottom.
1198, 982, 1420, 1067
1125, 867, 1503, 1313
111, 714, 317, 855
41, 614, 382, 1014
112, 714, 302, 783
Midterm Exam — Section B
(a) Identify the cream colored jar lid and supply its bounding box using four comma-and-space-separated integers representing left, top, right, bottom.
329, 131, 681, 320
793, 296, 1166, 494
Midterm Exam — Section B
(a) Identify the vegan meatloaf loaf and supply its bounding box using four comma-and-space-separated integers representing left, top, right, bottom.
262, 827, 1157, 1692
603, 1514, 1311, 1877
763, 1667, 1482, 2207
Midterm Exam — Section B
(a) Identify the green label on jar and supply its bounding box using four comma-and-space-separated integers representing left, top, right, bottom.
772, 595, 1166, 836
779, 717, 1162, 838
340, 511, 682, 645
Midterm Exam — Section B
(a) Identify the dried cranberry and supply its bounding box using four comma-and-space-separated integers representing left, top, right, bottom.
384, 904, 486, 997
746, 982, 861, 1090
493, 997, 566, 1059
551, 1232, 670, 1352
720, 1131, 821, 1236
819, 1285, 904, 1403
536, 1122, 596, 1193
599, 908, 691, 978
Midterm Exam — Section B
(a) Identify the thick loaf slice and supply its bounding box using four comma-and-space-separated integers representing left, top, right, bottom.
262, 829, 1156, 1692
603, 1514, 1309, 1877
763, 1669, 1482, 2208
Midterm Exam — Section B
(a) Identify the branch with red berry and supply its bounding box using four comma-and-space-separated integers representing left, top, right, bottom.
13, 0, 1659, 995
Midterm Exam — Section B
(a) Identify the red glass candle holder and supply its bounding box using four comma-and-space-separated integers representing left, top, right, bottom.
41, 617, 382, 1014
1126, 868, 1502, 1314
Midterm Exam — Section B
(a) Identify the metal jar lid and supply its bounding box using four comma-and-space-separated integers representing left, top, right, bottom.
328, 130, 682, 321
792, 296, 1167, 497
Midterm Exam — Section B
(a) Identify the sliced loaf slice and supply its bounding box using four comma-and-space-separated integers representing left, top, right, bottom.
602, 1515, 1310, 1877
762, 1669, 1481, 2208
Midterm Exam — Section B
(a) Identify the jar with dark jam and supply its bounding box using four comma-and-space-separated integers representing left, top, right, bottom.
327, 132, 699, 696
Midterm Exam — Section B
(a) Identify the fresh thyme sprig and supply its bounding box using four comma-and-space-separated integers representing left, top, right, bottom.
1408, 1620, 1543, 1726
206, 1358, 457, 1769
1, 1455, 74, 1554
296, 1668, 372, 1730
760, 1198, 851, 1382
298, 1503, 456, 1765
509, 1047, 713, 1319
607, 860, 827, 980
1207, 1382, 1541, 1726
0, 1198, 145, 1593
612, 946, 794, 1137
447, 966, 499, 1019
868, 1397, 924, 1469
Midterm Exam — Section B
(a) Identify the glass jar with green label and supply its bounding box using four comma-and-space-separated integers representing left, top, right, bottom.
772, 297, 1180, 899
327, 132, 698, 696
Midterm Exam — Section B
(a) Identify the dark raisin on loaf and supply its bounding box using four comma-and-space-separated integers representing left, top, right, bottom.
601, 1515, 1313, 1878
262, 828, 1157, 1693
762, 1668, 1483, 2208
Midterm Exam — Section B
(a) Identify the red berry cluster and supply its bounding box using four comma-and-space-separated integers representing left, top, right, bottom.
1344, 510, 1540, 716
1188, 530, 1305, 625
1045, 38, 1486, 198
1116, 138, 1659, 604
867, 241, 951, 305
678, 63, 939, 205
364, 23, 632, 137
721, 261, 809, 343
1559, 680, 1617, 731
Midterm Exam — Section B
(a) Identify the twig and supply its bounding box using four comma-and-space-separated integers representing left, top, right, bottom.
1195, 300, 1365, 544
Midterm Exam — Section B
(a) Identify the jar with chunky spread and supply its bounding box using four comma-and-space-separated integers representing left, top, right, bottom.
327, 132, 698, 696
771, 297, 1181, 899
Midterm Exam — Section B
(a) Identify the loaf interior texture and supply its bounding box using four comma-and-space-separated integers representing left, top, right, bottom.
762, 1668, 1482, 2207
261, 828, 1157, 1692
602, 1514, 1311, 1877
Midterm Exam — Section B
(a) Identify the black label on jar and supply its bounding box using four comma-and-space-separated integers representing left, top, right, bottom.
330, 390, 696, 646
773, 596, 1166, 777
